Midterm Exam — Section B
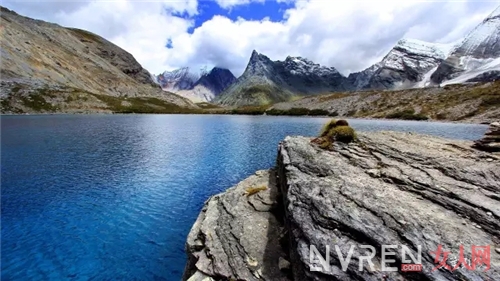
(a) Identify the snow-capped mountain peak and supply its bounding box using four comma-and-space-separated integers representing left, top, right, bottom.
154, 66, 236, 102
455, 6, 500, 59
282, 56, 340, 76
396, 38, 457, 59
431, 5, 500, 84
155, 67, 199, 92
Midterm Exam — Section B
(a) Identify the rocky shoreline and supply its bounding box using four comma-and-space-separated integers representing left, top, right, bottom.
183, 130, 500, 281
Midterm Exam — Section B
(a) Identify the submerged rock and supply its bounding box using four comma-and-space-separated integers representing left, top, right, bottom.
184, 131, 500, 280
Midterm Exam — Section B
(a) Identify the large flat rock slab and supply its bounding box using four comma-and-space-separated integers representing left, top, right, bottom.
277, 132, 500, 281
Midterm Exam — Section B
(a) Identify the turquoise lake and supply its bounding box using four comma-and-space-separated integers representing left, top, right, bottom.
0, 114, 488, 280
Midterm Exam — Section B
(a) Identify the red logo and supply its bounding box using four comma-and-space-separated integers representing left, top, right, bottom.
430, 244, 490, 272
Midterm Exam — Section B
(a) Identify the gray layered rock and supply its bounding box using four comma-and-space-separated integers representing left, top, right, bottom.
473, 121, 500, 152
185, 131, 500, 281
347, 64, 381, 89
183, 169, 291, 281
278, 133, 500, 280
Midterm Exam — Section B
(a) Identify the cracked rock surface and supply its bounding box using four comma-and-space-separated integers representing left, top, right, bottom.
183, 169, 291, 281
184, 131, 499, 281
277, 132, 500, 281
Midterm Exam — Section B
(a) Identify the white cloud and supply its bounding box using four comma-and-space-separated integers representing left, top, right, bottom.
165, 0, 499, 76
3, 0, 499, 76
215, 0, 265, 9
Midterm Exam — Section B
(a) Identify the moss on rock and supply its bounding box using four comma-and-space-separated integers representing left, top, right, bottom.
328, 125, 357, 143
319, 119, 338, 137
313, 119, 357, 150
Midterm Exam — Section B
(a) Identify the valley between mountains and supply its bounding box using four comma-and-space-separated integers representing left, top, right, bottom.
1, 5, 499, 123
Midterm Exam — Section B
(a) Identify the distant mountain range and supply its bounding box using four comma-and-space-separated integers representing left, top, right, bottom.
209, 5, 500, 106
153, 67, 236, 103
2, 4, 498, 112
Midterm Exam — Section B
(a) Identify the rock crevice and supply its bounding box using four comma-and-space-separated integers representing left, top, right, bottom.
184, 132, 500, 281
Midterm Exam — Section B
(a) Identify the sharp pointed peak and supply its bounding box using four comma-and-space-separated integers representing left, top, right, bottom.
250, 50, 262, 60
248, 50, 271, 64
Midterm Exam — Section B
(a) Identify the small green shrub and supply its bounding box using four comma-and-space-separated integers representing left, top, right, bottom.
312, 119, 357, 150
435, 112, 447, 120
287, 107, 310, 116
90, 94, 201, 114
231, 105, 269, 115
346, 109, 357, 116
244, 186, 267, 196
20, 93, 57, 112
480, 95, 500, 107
386, 109, 428, 121
319, 119, 337, 137
266, 107, 311, 116
308, 109, 330, 116
328, 125, 357, 143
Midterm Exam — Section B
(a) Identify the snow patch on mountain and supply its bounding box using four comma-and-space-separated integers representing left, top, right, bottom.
154, 67, 236, 102
382, 38, 457, 71
398, 38, 456, 58
155, 67, 199, 92
457, 6, 500, 59
441, 57, 500, 85
415, 66, 439, 88
176, 85, 216, 103
282, 56, 340, 76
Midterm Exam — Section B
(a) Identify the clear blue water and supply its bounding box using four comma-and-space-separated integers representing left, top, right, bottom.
1, 115, 488, 280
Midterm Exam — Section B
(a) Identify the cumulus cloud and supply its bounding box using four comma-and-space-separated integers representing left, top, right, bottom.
3, 0, 498, 76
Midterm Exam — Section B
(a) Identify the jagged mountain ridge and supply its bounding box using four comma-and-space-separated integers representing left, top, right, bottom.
350, 38, 457, 90
0, 6, 195, 113
431, 6, 500, 85
214, 5, 499, 106
154, 67, 236, 103
214, 50, 352, 106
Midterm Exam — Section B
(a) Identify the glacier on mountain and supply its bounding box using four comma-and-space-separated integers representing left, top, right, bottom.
431, 5, 500, 84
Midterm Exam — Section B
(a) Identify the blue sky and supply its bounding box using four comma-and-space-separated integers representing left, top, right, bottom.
190, 1, 294, 32
166, 0, 295, 50
3, 0, 499, 76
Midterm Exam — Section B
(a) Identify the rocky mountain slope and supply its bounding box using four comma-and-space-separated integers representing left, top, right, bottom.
345, 5, 499, 91
184, 132, 500, 281
154, 67, 236, 103
432, 6, 500, 85
0, 6, 196, 114
214, 51, 352, 106
269, 81, 500, 123
155, 68, 200, 92
350, 39, 456, 90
